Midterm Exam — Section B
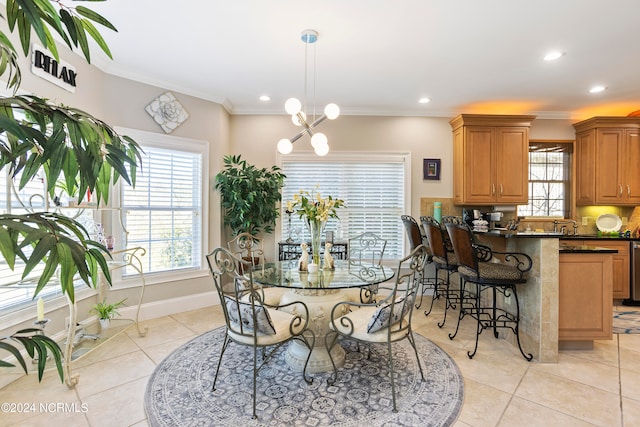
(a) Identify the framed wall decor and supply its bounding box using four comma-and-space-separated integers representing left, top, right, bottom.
423, 158, 441, 180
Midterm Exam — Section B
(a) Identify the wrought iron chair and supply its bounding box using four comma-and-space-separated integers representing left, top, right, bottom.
206, 247, 316, 419
401, 214, 434, 308
444, 222, 533, 361
420, 216, 459, 327
344, 231, 388, 303
325, 244, 429, 412
227, 232, 285, 305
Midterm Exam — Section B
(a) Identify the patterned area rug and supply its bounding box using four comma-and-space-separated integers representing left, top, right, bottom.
145, 327, 464, 426
613, 310, 640, 334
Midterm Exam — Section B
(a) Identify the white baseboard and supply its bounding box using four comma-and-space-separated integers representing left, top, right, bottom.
119, 291, 220, 322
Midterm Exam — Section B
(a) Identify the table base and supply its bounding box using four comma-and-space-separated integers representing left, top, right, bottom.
280, 288, 350, 373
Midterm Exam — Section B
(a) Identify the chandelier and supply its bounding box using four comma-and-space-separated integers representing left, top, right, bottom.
277, 29, 340, 156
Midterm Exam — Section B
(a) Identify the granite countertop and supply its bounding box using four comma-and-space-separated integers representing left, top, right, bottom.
477, 230, 640, 240
561, 234, 640, 241
559, 245, 619, 254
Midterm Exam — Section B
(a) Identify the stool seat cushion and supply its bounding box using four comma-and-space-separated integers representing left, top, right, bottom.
458, 262, 525, 282
432, 252, 458, 267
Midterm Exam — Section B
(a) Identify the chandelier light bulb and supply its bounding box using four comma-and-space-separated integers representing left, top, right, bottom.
311, 132, 328, 149
285, 98, 302, 115
277, 138, 293, 154
324, 103, 340, 120
291, 110, 306, 126
314, 142, 329, 156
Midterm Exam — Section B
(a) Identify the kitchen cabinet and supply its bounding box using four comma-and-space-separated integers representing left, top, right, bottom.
559, 252, 613, 341
450, 114, 535, 205
574, 117, 640, 205
580, 239, 630, 299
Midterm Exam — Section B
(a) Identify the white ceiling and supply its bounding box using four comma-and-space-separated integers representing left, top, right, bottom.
89, 0, 640, 119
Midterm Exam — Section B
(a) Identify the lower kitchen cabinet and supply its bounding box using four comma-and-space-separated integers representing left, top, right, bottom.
582, 240, 630, 299
559, 252, 613, 341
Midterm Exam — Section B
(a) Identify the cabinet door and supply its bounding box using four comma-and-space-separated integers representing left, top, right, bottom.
595, 129, 624, 204
575, 130, 596, 205
452, 128, 465, 204
495, 127, 529, 204
559, 253, 612, 340
584, 240, 630, 299
463, 127, 495, 203
624, 129, 640, 204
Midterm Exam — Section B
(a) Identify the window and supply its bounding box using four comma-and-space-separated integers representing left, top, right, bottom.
280, 153, 409, 260
119, 129, 208, 277
518, 141, 572, 218
0, 169, 95, 310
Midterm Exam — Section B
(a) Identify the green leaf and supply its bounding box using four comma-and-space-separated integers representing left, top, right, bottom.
79, 17, 113, 59
32, 335, 63, 381
75, 5, 117, 31
15, 0, 48, 49
22, 234, 56, 278
59, 9, 78, 47
71, 15, 90, 62
35, 246, 58, 297
0, 227, 16, 269
0, 341, 27, 373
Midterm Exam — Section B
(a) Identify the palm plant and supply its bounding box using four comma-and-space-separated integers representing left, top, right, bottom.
0, 1, 141, 382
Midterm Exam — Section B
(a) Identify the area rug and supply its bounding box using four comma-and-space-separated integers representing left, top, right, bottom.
613, 310, 640, 334
144, 326, 464, 427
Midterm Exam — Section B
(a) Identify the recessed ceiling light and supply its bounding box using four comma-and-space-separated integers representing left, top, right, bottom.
259, 95, 271, 101
589, 85, 607, 94
418, 97, 431, 104
543, 51, 564, 61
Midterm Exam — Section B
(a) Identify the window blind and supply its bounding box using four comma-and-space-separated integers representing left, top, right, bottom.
122, 145, 203, 275
281, 156, 406, 260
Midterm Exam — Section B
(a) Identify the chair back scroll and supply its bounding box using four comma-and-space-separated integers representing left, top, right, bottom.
206, 247, 268, 340
227, 232, 265, 267
382, 244, 429, 335
348, 231, 387, 267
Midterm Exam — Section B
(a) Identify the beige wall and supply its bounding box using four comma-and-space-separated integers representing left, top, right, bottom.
229, 114, 576, 259
1, 18, 579, 337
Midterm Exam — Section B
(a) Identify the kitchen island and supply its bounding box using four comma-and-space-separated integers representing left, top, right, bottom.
475, 231, 561, 362
475, 231, 620, 362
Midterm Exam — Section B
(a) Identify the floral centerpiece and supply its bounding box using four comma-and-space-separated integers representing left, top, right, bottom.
288, 186, 345, 266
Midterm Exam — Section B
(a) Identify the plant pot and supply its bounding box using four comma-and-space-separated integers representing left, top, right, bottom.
99, 318, 110, 330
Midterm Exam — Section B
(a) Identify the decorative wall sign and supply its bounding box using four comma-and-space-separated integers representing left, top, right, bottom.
145, 91, 189, 133
423, 158, 441, 180
31, 44, 77, 92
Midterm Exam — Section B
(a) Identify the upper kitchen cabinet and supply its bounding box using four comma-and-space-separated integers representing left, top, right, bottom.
574, 117, 640, 206
450, 114, 535, 205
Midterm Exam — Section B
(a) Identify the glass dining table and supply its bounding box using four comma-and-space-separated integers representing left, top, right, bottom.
252, 260, 395, 373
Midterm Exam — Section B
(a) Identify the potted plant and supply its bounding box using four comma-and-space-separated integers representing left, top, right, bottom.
91, 299, 127, 330
0, 2, 142, 383
215, 154, 286, 237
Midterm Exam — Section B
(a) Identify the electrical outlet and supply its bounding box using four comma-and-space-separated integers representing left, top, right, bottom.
582, 217, 588, 225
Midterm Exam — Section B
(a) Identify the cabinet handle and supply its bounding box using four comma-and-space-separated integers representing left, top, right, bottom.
619, 185, 623, 196
492, 184, 495, 195
500, 184, 503, 195
628, 185, 631, 197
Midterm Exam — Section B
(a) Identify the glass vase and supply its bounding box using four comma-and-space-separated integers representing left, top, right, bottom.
308, 219, 326, 266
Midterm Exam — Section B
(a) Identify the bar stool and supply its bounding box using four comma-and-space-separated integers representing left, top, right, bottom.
401, 215, 434, 308
420, 216, 459, 327
445, 222, 533, 361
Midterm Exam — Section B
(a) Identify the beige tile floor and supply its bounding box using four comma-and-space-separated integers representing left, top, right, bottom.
1, 300, 640, 427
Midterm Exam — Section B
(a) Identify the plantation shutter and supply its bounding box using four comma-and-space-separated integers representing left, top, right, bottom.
122, 145, 203, 275
281, 155, 406, 260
